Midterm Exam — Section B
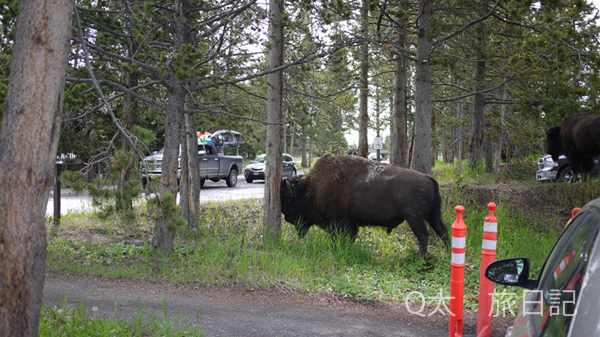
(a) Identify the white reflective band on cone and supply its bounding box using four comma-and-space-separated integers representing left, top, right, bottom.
483, 222, 498, 233
482, 239, 497, 250
452, 253, 465, 265
452, 236, 466, 249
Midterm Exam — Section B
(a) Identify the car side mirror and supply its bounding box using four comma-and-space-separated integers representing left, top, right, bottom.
485, 258, 537, 290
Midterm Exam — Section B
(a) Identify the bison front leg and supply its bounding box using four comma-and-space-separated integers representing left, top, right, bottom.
328, 217, 359, 243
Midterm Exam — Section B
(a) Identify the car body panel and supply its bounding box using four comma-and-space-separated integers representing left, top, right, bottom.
568, 221, 600, 337
501, 198, 600, 337
536, 154, 600, 182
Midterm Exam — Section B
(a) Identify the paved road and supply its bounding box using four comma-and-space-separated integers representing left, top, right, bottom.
43, 274, 464, 337
46, 176, 269, 217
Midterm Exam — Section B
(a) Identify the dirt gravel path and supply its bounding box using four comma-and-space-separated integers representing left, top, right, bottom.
43, 274, 514, 336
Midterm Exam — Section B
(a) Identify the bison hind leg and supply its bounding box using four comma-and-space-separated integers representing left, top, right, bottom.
582, 157, 595, 175
406, 216, 430, 258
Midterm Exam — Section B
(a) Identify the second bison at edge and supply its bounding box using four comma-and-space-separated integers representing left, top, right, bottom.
280, 154, 449, 257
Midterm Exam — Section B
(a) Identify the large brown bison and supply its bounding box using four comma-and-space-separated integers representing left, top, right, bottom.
546, 113, 600, 175
280, 155, 449, 257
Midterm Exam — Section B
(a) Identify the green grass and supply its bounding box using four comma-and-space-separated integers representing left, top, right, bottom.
46, 192, 572, 316
39, 298, 202, 336
47, 163, 600, 325
432, 159, 538, 184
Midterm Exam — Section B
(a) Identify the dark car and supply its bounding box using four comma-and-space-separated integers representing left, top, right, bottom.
536, 154, 600, 183
485, 197, 600, 337
244, 154, 297, 183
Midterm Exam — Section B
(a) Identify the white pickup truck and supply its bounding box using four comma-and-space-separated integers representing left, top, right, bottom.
141, 143, 243, 187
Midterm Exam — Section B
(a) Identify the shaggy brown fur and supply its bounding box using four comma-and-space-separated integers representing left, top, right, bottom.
281, 155, 449, 257
547, 113, 600, 175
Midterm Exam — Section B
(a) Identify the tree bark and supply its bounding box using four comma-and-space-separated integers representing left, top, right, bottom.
357, 0, 369, 158
309, 136, 313, 166
154, 0, 191, 252
0, 0, 73, 335
412, 0, 433, 174
495, 87, 506, 173
468, 0, 489, 167
389, 92, 396, 164
457, 100, 464, 173
263, 0, 285, 246
301, 132, 307, 168
449, 113, 455, 164
180, 122, 190, 224
485, 122, 494, 173
289, 123, 295, 156
185, 114, 200, 231
441, 126, 447, 163
116, 70, 138, 212
282, 123, 287, 154
391, 0, 409, 167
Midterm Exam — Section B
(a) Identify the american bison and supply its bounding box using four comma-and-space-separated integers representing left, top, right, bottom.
280, 155, 449, 257
546, 113, 600, 175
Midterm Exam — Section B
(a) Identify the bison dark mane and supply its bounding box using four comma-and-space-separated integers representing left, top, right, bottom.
281, 155, 449, 257
546, 113, 600, 175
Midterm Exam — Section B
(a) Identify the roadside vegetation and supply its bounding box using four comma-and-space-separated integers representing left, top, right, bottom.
40, 298, 202, 337
46, 158, 600, 333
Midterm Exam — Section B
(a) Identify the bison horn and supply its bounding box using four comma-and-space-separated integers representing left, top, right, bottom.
285, 178, 293, 192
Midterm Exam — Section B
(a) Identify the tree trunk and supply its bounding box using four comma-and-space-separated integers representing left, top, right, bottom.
289, 123, 295, 156
309, 136, 313, 167
391, 0, 409, 167
408, 126, 415, 168
0, 0, 73, 334
495, 85, 506, 172
180, 122, 190, 224
412, 0, 433, 174
116, 70, 138, 212
449, 114, 455, 164
263, 0, 285, 246
185, 114, 200, 231
154, 0, 190, 252
485, 122, 494, 173
468, 0, 488, 167
441, 126, 447, 163
494, 103, 506, 173
301, 133, 307, 168
457, 100, 464, 173
154, 84, 182, 252
357, 0, 369, 158
389, 92, 396, 164
283, 123, 287, 154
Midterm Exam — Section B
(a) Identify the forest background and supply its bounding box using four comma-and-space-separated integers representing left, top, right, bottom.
3, 0, 600, 334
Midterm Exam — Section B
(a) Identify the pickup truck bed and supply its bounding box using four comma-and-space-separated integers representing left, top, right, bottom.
141, 144, 243, 188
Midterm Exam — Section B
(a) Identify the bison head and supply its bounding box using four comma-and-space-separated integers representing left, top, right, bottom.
546, 126, 564, 162
280, 176, 311, 237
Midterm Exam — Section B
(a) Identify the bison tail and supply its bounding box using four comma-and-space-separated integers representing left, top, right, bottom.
429, 177, 450, 245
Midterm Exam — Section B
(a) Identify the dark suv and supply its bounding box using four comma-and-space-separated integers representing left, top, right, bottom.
536, 154, 600, 183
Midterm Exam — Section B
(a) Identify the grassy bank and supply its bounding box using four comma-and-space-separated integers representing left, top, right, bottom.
46, 176, 600, 321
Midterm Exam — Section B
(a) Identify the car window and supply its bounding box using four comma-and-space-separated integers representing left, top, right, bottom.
284, 155, 292, 162
531, 211, 600, 336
